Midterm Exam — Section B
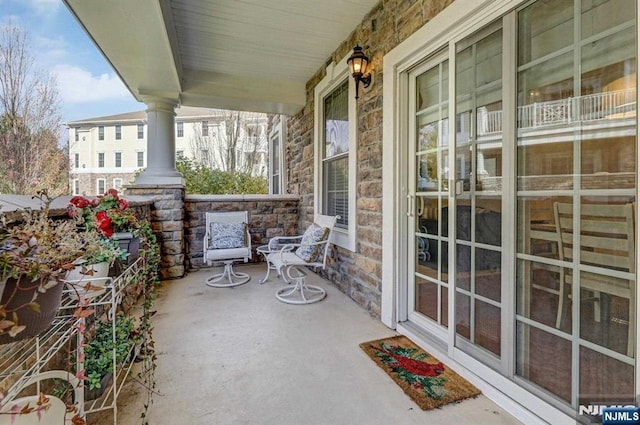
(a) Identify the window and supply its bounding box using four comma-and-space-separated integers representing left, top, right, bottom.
137, 124, 144, 139
97, 179, 105, 195
176, 150, 185, 159
269, 122, 284, 194
177, 122, 184, 137
314, 55, 356, 251
322, 81, 349, 230
75, 127, 80, 142
98, 152, 105, 168
98, 126, 104, 141
115, 124, 122, 140
72, 179, 79, 196
74, 153, 79, 169
137, 151, 144, 167
202, 121, 208, 137
115, 152, 122, 168
113, 178, 123, 190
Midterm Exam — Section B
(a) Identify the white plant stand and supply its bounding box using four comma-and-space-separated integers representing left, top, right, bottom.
0, 257, 147, 425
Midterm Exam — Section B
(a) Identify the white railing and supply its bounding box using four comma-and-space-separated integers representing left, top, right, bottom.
476, 87, 636, 136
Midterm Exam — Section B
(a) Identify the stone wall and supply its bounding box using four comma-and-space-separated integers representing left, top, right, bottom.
281, 0, 454, 317
125, 185, 185, 280
184, 194, 299, 269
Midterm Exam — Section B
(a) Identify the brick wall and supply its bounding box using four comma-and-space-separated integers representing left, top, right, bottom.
281, 0, 454, 317
184, 194, 299, 269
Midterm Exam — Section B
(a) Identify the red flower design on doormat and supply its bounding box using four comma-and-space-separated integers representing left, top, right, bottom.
369, 341, 449, 400
361, 336, 481, 410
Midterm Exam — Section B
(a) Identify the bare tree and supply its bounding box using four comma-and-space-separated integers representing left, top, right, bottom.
0, 24, 68, 195
188, 110, 268, 176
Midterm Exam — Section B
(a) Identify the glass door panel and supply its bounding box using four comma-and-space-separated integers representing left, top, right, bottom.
515, 0, 636, 415
454, 24, 503, 359
411, 59, 450, 329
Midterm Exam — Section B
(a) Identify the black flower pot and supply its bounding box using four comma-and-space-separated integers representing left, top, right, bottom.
112, 232, 140, 265
85, 372, 113, 401
0, 276, 64, 345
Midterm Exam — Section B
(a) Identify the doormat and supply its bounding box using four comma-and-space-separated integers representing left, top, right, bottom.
360, 335, 481, 410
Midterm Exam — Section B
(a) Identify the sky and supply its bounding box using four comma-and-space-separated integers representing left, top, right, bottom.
0, 0, 144, 128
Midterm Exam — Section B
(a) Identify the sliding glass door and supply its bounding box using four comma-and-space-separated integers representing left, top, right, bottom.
404, 0, 637, 418
515, 0, 637, 413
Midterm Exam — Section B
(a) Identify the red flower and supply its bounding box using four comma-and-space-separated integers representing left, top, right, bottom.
118, 198, 129, 210
70, 196, 92, 209
94, 210, 114, 237
106, 189, 119, 199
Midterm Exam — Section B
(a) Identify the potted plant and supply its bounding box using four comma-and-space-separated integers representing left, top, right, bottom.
69, 189, 142, 266
0, 193, 100, 344
65, 236, 128, 301
80, 315, 135, 400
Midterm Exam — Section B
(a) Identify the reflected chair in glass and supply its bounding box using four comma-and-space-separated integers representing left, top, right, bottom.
203, 211, 252, 287
265, 214, 339, 304
553, 202, 635, 357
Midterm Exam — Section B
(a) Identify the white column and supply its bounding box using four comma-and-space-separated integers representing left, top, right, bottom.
134, 97, 184, 185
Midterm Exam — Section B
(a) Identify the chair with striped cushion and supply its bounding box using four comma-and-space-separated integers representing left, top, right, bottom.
265, 214, 339, 304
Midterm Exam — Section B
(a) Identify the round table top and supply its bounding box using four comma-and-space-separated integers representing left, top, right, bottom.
257, 244, 271, 254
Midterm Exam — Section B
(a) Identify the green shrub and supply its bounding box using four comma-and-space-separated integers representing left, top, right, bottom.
176, 157, 268, 194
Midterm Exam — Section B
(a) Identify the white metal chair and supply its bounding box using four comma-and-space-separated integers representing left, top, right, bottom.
266, 214, 339, 304
203, 211, 252, 287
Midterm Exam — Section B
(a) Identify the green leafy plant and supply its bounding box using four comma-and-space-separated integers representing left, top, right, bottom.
81, 315, 135, 390
81, 236, 128, 266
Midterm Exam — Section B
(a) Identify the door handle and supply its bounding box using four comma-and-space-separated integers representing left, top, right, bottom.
407, 194, 414, 217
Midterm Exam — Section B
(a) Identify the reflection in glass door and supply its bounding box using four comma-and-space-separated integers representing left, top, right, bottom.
410, 58, 450, 331
515, 0, 636, 413
454, 25, 503, 359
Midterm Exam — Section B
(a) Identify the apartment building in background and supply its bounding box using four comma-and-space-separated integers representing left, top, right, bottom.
67, 106, 269, 196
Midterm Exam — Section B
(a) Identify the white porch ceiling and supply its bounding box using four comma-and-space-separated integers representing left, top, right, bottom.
63, 0, 379, 115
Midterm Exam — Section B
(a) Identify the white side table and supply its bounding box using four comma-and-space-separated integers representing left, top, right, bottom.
257, 245, 277, 284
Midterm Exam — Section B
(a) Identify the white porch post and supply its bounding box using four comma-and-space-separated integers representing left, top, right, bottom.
135, 97, 184, 185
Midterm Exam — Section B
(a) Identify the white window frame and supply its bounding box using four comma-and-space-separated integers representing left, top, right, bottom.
137, 151, 144, 167
96, 178, 106, 195
97, 152, 105, 168
113, 178, 123, 190
313, 53, 357, 252
98, 126, 104, 141
114, 151, 122, 168
115, 124, 122, 140
177, 122, 184, 137
268, 117, 286, 194
137, 123, 144, 139
73, 153, 79, 169
72, 179, 79, 195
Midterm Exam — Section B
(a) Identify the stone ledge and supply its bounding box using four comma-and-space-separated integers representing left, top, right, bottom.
186, 194, 300, 202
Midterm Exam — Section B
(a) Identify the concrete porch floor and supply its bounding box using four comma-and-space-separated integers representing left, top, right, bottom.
93, 263, 523, 425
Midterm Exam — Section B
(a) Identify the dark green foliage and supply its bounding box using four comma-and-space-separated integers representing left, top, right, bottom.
176, 157, 267, 194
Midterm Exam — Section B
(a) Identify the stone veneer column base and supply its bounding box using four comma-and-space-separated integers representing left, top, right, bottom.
125, 184, 185, 280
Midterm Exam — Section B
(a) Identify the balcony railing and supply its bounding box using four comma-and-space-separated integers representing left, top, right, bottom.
477, 87, 637, 136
